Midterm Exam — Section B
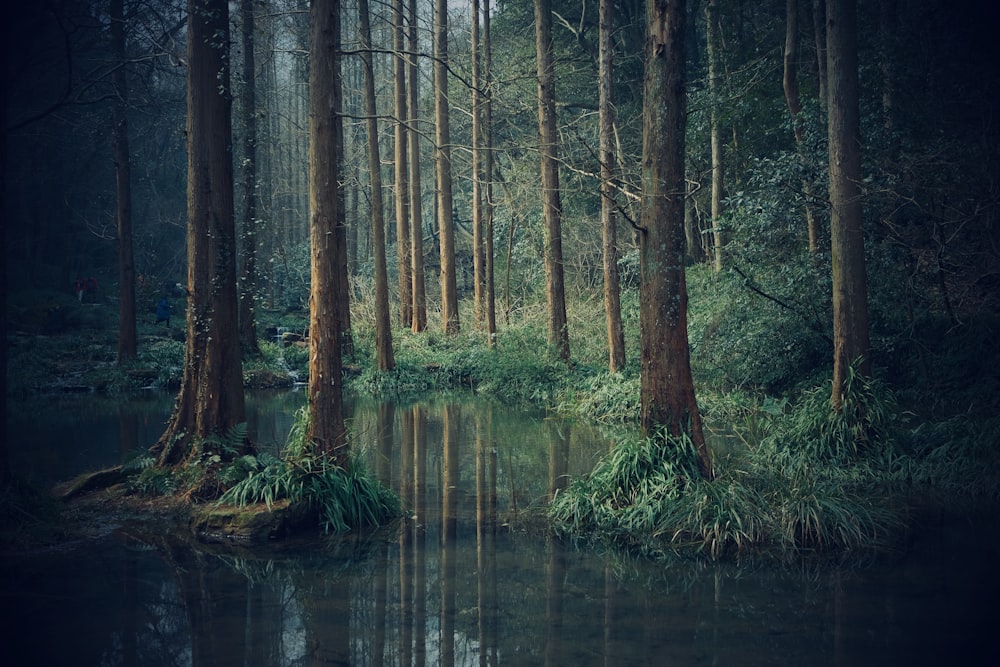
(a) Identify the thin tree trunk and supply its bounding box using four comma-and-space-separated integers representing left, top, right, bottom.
639, 0, 713, 479
307, 0, 348, 463
112, 0, 137, 363
813, 0, 827, 109
239, 0, 261, 356
471, 0, 486, 326
359, 0, 395, 370
827, 0, 871, 410
393, 0, 412, 328
784, 0, 820, 253
706, 0, 724, 272
599, 0, 625, 372
408, 0, 427, 332
535, 0, 570, 362
483, 2, 497, 345
435, 0, 459, 334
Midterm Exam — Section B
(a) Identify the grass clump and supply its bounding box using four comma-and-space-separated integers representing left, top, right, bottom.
218, 408, 400, 533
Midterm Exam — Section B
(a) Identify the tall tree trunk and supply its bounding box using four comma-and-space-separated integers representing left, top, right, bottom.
599, 0, 626, 372
812, 0, 827, 109
784, 0, 820, 253
393, 0, 412, 328
639, 0, 713, 479
706, 0, 725, 272
827, 0, 871, 410
112, 0, 137, 363
535, 0, 570, 362
307, 0, 348, 463
408, 0, 427, 332
239, 0, 261, 356
359, 0, 395, 370
435, 0, 460, 334
483, 2, 497, 345
471, 0, 486, 326
154, 0, 247, 470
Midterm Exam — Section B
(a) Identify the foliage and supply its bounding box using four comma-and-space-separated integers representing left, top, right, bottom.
218, 408, 400, 533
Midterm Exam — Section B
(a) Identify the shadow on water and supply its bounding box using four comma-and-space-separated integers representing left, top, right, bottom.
4, 391, 999, 665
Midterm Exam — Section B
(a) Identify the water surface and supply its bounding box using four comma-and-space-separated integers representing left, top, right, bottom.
4, 391, 997, 665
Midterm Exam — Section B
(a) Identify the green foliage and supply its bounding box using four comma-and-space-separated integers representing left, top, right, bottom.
218, 408, 400, 533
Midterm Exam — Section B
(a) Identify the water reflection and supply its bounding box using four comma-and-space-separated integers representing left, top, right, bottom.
4, 392, 998, 665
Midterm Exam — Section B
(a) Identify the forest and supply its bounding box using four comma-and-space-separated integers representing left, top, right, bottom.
3, 0, 1000, 562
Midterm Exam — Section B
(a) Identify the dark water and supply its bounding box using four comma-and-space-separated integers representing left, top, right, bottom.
4, 391, 998, 666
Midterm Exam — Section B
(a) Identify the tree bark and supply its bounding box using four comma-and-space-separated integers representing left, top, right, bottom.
154, 0, 246, 469
393, 0, 412, 328
483, 3, 497, 345
535, 0, 570, 362
827, 0, 871, 410
408, 0, 427, 332
435, 0, 460, 334
359, 0, 395, 371
599, 0, 626, 373
639, 0, 713, 479
471, 0, 486, 326
307, 0, 348, 463
112, 0, 137, 363
706, 0, 725, 272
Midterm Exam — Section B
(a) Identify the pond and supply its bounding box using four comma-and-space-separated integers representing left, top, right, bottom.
3, 391, 998, 665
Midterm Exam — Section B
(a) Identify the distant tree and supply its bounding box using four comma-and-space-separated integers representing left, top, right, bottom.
471, 0, 486, 326
599, 0, 625, 372
408, 0, 427, 332
238, 0, 261, 357
705, 0, 724, 272
306, 0, 349, 463
482, 1, 497, 345
112, 0, 137, 363
393, 0, 412, 328
534, 0, 570, 362
153, 0, 247, 472
359, 0, 394, 370
639, 0, 713, 479
826, 0, 871, 410
435, 0, 459, 334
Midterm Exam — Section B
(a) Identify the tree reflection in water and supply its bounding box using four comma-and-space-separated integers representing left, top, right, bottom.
4, 393, 999, 665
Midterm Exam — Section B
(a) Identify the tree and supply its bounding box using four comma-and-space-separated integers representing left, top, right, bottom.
599, 0, 625, 372
826, 0, 870, 410
534, 0, 570, 362
153, 0, 247, 471
482, 0, 497, 345
359, 0, 395, 371
112, 0, 137, 363
705, 0, 725, 272
471, 0, 486, 326
307, 0, 349, 463
435, 0, 460, 334
408, 0, 427, 332
238, 0, 261, 357
783, 0, 820, 253
639, 0, 713, 479
393, 0, 412, 328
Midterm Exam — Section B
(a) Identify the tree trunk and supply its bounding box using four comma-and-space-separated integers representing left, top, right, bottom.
483, 2, 497, 345
238, 0, 260, 356
827, 0, 871, 410
112, 0, 137, 363
535, 0, 570, 362
359, 0, 395, 371
706, 0, 725, 272
393, 0, 412, 328
307, 0, 348, 464
599, 0, 626, 373
408, 0, 427, 332
471, 0, 486, 326
812, 0, 828, 109
639, 0, 713, 479
435, 0, 460, 334
784, 0, 821, 253
154, 0, 247, 470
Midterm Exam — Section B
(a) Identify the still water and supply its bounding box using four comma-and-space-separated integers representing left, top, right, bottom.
3, 391, 998, 666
